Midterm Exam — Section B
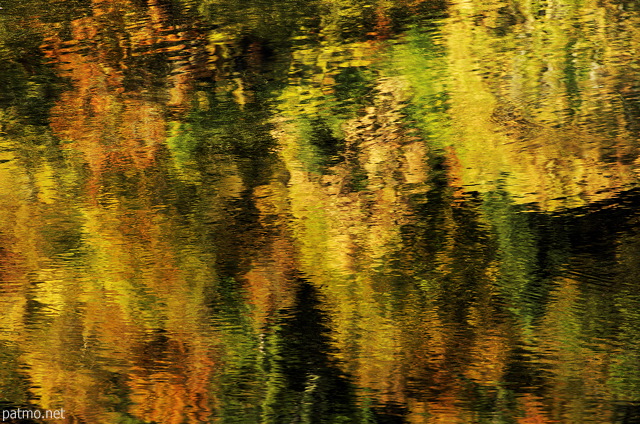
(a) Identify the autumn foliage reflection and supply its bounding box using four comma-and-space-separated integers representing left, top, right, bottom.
0, 0, 640, 423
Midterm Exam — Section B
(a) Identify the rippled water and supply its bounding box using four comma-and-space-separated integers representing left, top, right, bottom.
1, 0, 640, 423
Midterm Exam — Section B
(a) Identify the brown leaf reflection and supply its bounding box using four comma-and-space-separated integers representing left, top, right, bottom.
128, 333, 216, 424
40, 0, 212, 189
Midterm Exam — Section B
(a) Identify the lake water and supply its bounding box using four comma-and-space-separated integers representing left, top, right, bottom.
1, 0, 640, 423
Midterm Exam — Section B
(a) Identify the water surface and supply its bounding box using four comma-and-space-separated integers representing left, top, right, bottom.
1, 0, 640, 423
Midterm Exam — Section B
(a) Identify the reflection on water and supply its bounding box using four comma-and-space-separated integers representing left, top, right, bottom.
1, 0, 640, 422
